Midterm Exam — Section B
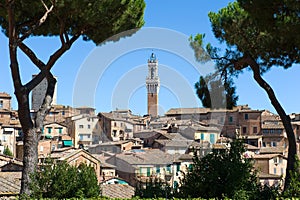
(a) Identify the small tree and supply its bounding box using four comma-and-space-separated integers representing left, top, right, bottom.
282, 156, 300, 198
3, 145, 13, 156
30, 160, 100, 199
135, 177, 173, 199
195, 73, 238, 109
178, 140, 259, 199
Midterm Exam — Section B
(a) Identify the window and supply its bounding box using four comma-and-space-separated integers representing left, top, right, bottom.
242, 127, 247, 134
47, 127, 52, 134
147, 167, 151, 176
166, 165, 171, 173
79, 134, 83, 140
112, 130, 117, 137
200, 133, 204, 140
176, 164, 180, 172
220, 117, 224, 123
87, 124, 91, 129
62, 111, 65, 116
253, 127, 258, 134
79, 125, 84, 129
210, 134, 215, 144
274, 168, 277, 175
114, 122, 117, 127
244, 113, 249, 120
58, 128, 62, 134
271, 141, 277, 147
156, 166, 160, 174
229, 116, 233, 123
40, 146, 44, 152
0, 100, 3, 108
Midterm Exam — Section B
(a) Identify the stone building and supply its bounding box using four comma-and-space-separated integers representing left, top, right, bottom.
165, 105, 262, 138
66, 114, 101, 148
98, 110, 147, 142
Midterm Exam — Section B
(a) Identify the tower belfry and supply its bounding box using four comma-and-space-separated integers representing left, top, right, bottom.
146, 53, 160, 117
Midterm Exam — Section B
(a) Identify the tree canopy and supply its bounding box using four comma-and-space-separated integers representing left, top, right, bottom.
194, 73, 238, 109
30, 161, 100, 199
178, 140, 259, 199
0, 0, 145, 45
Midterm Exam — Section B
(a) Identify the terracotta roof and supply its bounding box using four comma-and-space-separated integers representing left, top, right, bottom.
189, 141, 211, 149
165, 108, 210, 115
183, 124, 219, 132
0, 93, 11, 99
177, 154, 193, 161
133, 131, 160, 139
258, 172, 281, 179
154, 139, 193, 148
92, 154, 116, 168
115, 149, 177, 165
262, 123, 284, 129
0, 172, 21, 196
101, 184, 134, 199
252, 154, 284, 159
259, 147, 286, 154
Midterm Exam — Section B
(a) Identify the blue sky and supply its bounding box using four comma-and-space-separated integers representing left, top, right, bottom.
0, 0, 299, 115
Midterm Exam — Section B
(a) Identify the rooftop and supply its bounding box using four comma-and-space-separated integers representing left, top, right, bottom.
0, 92, 11, 99
116, 149, 178, 165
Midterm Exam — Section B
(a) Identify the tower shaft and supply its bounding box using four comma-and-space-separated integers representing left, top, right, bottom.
146, 53, 160, 117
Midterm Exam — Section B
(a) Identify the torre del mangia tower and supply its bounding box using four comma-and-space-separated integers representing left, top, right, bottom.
146, 52, 160, 118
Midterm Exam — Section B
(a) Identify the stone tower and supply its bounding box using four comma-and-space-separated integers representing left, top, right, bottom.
146, 53, 160, 117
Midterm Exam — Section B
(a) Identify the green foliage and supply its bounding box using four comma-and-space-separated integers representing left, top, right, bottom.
135, 177, 173, 199
178, 140, 260, 199
237, 0, 300, 67
0, 0, 145, 45
208, 1, 300, 70
3, 145, 13, 156
30, 160, 100, 199
195, 73, 238, 109
282, 156, 300, 197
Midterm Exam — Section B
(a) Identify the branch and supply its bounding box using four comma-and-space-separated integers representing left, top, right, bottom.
19, 42, 46, 70
24, 70, 49, 92
7, 0, 22, 90
46, 34, 80, 70
245, 54, 296, 191
17, 1, 54, 42
233, 54, 250, 70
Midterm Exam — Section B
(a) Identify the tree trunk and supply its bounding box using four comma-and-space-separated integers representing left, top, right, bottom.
15, 89, 37, 196
19, 73, 56, 196
246, 55, 296, 191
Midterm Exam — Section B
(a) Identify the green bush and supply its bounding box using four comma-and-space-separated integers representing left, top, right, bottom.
30, 160, 100, 199
3, 145, 13, 156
